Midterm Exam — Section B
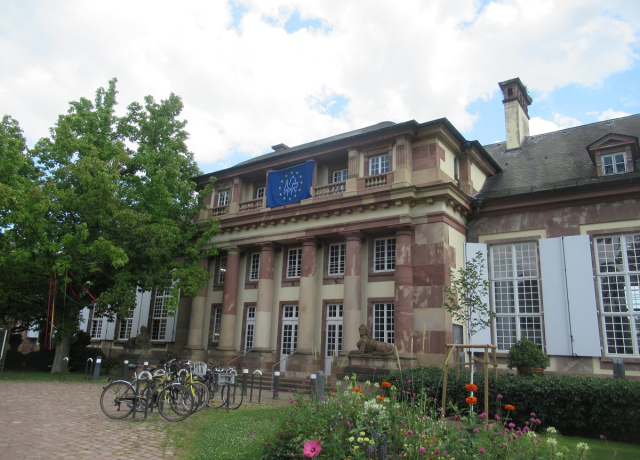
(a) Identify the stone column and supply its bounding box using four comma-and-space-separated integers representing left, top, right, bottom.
185, 258, 210, 357
393, 225, 414, 354
296, 238, 318, 354
253, 242, 275, 352
217, 248, 240, 351
393, 136, 413, 187
342, 231, 362, 355
344, 149, 359, 196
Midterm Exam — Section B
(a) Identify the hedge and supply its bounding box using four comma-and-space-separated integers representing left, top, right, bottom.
375, 366, 640, 444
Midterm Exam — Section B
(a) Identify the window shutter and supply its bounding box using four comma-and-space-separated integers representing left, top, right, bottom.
539, 238, 572, 355
540, 235, 601, 357
165, 309, 177, 342
79, 307, 90, 333
104, 318, 115, 340
465, 243, 491, 345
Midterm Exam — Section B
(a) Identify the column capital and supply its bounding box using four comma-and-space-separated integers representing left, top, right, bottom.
341, 230, 363, 242
256, 241, 276, 252
225, 246, 241, 256
297, 236, 318, 247
390, 223, 414, 236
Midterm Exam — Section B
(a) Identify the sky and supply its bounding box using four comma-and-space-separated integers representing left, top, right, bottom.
1, 0, 639, 174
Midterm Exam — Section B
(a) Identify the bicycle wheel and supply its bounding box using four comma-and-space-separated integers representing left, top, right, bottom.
221, 382, 244, 410
100, 380, 137, 419
184, 381, 209, 411
207, 381, 226, 408
157, 383, 196, 422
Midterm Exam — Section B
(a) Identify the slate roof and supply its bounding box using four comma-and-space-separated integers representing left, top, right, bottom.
478, 114, 640, 199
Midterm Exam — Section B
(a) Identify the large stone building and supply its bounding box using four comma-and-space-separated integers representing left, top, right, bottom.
86, 78, 640, 379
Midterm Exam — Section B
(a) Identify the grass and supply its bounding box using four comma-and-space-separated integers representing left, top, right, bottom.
0, 369, 107, 383
542, 434, 640, 460
170, 404, 285, 460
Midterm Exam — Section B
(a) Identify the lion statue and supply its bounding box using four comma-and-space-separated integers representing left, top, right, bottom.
124, 325, 151, 349
350, 324, 395, 356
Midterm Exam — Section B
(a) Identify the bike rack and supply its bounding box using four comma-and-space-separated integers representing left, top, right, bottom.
60, 357, 69, 382
132, 371, 152, 420
250, 370, 263, 403
84, 358, 94, 381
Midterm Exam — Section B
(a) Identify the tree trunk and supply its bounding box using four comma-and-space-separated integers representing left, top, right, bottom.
51, 333, 71, 374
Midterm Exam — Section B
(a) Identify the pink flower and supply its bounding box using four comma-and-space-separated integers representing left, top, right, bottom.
303, 440, 322, 458
479, 448, 486, 454
419, 446, 426, 454
497, 394, 504, 399
434, 449, 440, 455
473, 428, 479, 433
407, 430, 414, 435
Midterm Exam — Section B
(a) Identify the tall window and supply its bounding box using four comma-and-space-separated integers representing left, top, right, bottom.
118, 307, 135, 340
602, 152, 627, 175
211, 307, 221, 343
333, 169, 348, 183
374, 238, 396, 272
374, 303, 394, 344
151, 288, 171, 341
218, 256, 227, 284
490, 243, 542, 351
256, 187, 265, 199
370, 154, 389, 175
217, 190, 230, 207
328, 243, 346, 276
249, 253, 261, 281
287, 248, 302, 278
245, 306, 256, 351
91, 317, 103, 339
595, 233, 640, 355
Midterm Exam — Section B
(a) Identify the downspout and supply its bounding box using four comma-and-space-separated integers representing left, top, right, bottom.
454, 141, 472, 189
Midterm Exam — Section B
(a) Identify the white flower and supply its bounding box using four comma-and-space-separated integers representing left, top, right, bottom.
547, 438, 558, 445
546, 427, 558, 435
577, 442, 590, 451
526, 431, 537, 438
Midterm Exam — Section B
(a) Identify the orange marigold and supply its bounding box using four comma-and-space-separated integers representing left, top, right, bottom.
505, 404, 515, 411
381, 382, 391, 388
466, 396, 478, 405
377, 396, 385, 402
330, 393, 337, 397
465, 384, 478, 392
352, 387, 362, 393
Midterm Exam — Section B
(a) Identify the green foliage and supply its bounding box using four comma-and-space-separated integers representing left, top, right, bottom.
444, 251, 494, 343
507, 336, 550, 369
379, 365, 640, 445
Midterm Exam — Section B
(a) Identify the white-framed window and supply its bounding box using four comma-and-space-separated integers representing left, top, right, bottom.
328, 243, 346, 276
287, 248, 302, 278
256, 187, 265, 199
374, 238, 396, 272
151, 288, 171, 341
217, 190, 230, 207
249, 253, 260, 281
490, 242, 542, 351
369, 154, 389, 176
211, 307, 221, 343
332, 169, 348, 183
244, 306, 256, 352
118, 307, 135, 340
91, 318, 103, 339
602, 152, 627, 175
374, 303, 394, 344
595, 233, 640, 356
218, 256, 227, 284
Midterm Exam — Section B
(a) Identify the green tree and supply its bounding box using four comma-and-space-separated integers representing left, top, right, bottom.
0, 116, 52, 333
28, 79, 217, 372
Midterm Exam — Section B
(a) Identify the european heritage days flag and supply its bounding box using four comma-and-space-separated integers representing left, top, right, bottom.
266, 161, 315, 208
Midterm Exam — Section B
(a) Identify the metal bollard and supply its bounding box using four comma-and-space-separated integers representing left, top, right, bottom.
242, 369, 249, 395
60, 357, 69, 382
250, 370, 263, 403
316, 370, 325, 401
310, 374, 317, 400
122, 360, 129, 380
93, 356, 102, 380
273, 371, 280, 399
84, 358, 93, 381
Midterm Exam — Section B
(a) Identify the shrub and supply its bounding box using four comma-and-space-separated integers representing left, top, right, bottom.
377, 366, 640, 444
507, 337, 550, 370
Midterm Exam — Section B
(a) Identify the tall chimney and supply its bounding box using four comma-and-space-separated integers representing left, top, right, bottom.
499, 78, 532, 150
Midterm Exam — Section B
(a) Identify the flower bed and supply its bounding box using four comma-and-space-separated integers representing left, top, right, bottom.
259, 375, 602, 459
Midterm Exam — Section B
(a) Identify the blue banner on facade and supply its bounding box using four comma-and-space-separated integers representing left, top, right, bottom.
266, 161, 315, 208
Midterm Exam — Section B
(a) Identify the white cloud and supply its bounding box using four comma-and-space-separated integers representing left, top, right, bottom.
592, 109, 632, 121
0, 0, 638, 168
530, 113, 582, 135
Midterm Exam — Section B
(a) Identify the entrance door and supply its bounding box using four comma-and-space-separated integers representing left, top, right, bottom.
280, 305, 298, 373
324, 304, 343, 377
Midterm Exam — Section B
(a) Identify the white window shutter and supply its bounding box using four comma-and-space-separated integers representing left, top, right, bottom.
79, 307, 90, 333
540, 235, 601, 357
562, 235, 601, 356
104, 318, 115, 340
539, 238, 572, 355
465, 243, 491, 345
165, 311, 177, 342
